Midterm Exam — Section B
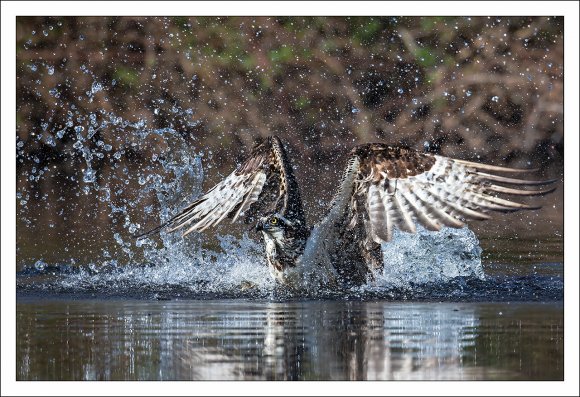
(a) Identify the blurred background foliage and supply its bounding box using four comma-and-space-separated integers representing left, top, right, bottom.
17, 16, 563, 168
16, 16, 564, 266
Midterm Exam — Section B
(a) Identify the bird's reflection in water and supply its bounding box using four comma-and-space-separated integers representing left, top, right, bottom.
18, 299, 562, 381
175, 301, 480, 380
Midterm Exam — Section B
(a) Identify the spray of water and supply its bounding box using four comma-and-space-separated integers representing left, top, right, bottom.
17, 67, 535, 300
18, 104, 486, 298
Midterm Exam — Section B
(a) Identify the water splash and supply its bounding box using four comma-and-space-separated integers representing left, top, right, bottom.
16, 65, 560, 302
378, 225, 484, 287
51, 233, 275, 298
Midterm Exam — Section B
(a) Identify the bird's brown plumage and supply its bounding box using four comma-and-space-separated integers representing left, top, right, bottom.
136, 136, 308, 238
318, 143, 556, 283
138, 136, 557, 288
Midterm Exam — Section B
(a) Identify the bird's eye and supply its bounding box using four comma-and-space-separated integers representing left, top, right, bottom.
270, 217, 278, 225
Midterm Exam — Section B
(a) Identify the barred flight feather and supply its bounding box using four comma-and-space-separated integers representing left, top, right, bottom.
137, 136, 557, 288
136, 136, 307, 239
333, 145, 558, 244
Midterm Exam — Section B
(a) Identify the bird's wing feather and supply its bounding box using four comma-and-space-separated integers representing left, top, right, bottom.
319, 143, 557, 278
137, 136, 305, 238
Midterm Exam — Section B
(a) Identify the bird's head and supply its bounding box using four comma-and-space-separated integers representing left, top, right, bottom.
256, 213, 309, 268
256, 213, 293, 238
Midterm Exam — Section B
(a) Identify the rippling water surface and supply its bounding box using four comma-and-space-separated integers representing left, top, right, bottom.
16, 209, 564, 381
16, 298, 563, 381
16, 113, 564, 381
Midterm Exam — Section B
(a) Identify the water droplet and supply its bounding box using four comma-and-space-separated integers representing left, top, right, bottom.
491, 95, 499, 102
138, 175, 150, 185
88, 127, 97, 140
45, 135, 56, 147
91, 81, 103, 94
34, 260, 46, 271
113, 233, 124, 246
83, 168, 96, 183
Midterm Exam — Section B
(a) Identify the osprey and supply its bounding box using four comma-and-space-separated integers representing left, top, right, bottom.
139, 136, 556, 290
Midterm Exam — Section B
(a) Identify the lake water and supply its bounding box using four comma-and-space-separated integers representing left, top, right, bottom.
16, 298, 562, 381
15, 158, 565, 382
15, 220, 564, 381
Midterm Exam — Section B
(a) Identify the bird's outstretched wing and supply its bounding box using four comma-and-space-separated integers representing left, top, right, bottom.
320, 143, 558, 281
137, 135, 306, 238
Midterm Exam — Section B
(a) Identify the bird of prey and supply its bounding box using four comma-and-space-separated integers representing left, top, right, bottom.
138, 136, 557, 290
